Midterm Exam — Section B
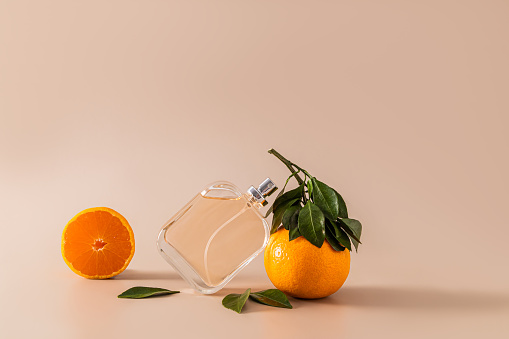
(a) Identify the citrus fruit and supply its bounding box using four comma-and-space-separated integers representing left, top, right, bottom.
61, 207, 135, 279
264, 228, 350, 299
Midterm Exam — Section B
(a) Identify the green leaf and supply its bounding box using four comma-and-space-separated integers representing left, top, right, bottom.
339, 218, 362, 243
333, 188, 348, 218
311, 178, 339, 221
222, 288, 251, 314
341, 226, 361, 244
339, 218, 362, 251
249, 289, 293, 309
289, 223, 301, 241
282, 205, 301, 230
117, 286, 180, 299
287, 206, 302, 241
325, 223, 346, 251
329, 220, 351, 251
266, 149, 362, 253
264, 205, 274, 219
265, 172, 300, 217
271, 198, 299, 233
272, 184, 304, 211
307, 179, 313, 197
298, 201, 325, 247
349, 235, 360, 252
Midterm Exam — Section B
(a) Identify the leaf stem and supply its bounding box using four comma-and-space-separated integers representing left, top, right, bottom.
291, 163, 312, 178
268, 149, 305, 185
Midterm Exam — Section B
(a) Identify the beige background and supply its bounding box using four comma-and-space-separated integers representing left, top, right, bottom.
1, 0, 508, 338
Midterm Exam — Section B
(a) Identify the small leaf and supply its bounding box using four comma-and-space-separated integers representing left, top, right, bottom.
272, 184, 304, 212
264, 205, 274, 219
349, 235, 360, 252
339, 218, 362, 251
222, 288, 251, 314
289, 223, 301, 241
307, 179, 313, 197
249, 289, 293, 309
288, 207, 302, 241
341, 226, 361, 244
329, 220, 351, 251
282, 205, 301, 230
325, 223, 346, 252
298, 201, 325, 247
339, 218, 362, 243
271, 198, 299, 233
118, 286, 179, 299
311, 178, 339, 221
265, 173, 298, 217
333, 188, 348, 218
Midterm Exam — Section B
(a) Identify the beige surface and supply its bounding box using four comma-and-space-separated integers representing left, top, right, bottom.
1, 1, 508, 338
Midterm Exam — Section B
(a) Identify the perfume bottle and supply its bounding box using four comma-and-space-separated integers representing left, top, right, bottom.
157, 178, 277, 294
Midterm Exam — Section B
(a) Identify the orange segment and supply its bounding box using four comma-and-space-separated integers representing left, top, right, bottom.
61, 207, 135, 279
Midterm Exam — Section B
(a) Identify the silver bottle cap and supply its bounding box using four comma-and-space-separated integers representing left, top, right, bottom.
247, 178, 277, 206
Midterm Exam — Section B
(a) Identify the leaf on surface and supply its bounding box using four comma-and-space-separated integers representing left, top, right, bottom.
222, 288, 251, 314
117, 286, 179, 299
249, 289, 293, 309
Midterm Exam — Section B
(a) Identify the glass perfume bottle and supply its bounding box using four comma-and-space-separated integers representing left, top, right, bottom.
157, 178, 277, 294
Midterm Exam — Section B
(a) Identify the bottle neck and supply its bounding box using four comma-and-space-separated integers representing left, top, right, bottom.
245, 193, 264, 209
246, 186, 268, 206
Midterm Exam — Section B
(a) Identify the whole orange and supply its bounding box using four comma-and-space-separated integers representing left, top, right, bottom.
264, 228, 350, 299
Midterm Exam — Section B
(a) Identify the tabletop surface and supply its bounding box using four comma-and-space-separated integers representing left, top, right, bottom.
1, 1, 508, 338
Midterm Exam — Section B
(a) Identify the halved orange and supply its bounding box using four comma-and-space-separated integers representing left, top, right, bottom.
61, 207, 135, 279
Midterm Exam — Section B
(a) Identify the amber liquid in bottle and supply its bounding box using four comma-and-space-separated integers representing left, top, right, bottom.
164, 194, 266, 286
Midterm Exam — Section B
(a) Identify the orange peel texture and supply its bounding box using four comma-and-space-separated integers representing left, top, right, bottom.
264, 228, 350, 299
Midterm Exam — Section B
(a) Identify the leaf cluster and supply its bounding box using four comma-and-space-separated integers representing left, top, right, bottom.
117, 286, 292, 315
267, 149, 363, 251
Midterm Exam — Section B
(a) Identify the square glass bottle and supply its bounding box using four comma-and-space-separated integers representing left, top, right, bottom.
157, 178, 276, 294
